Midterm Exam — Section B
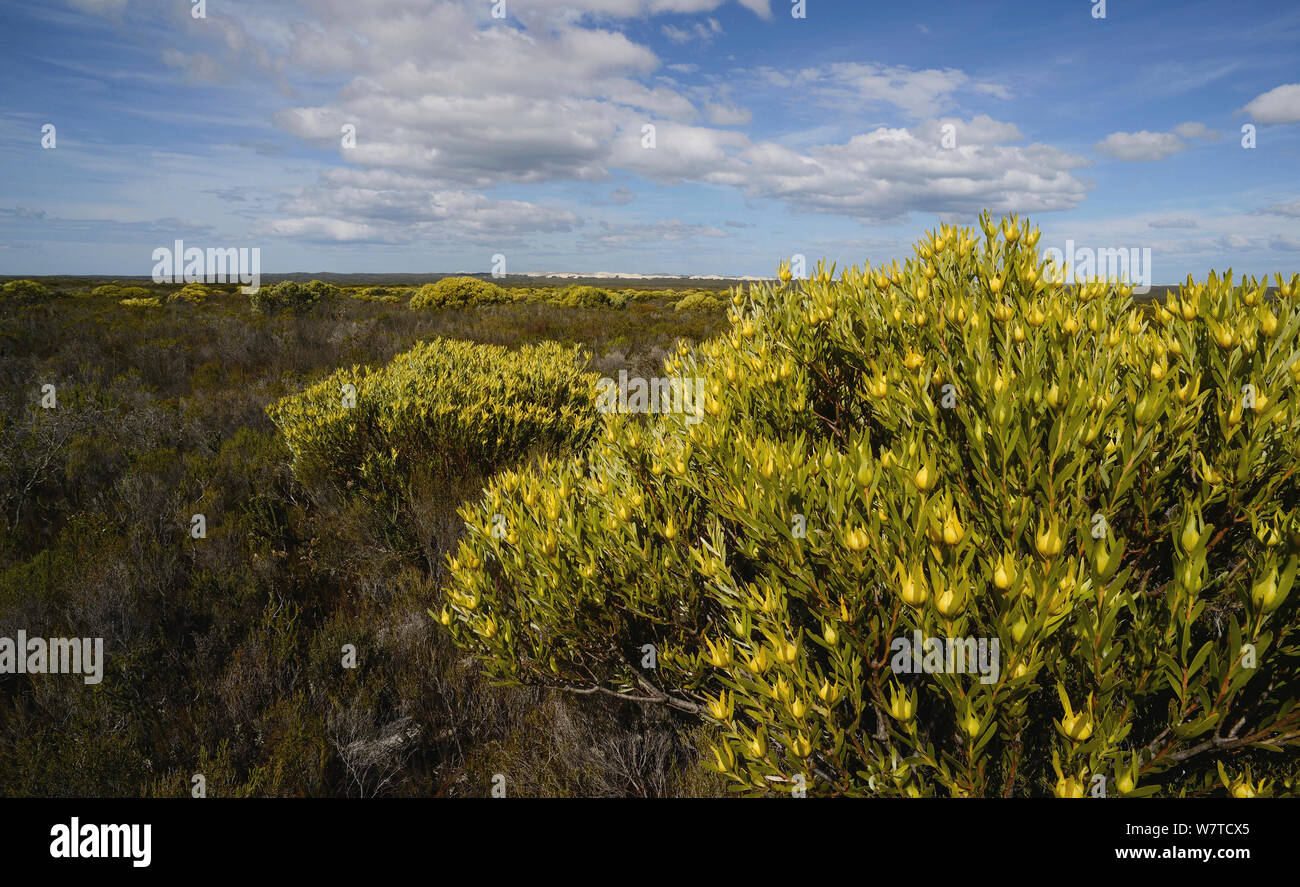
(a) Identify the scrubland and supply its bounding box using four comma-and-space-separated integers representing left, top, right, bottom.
0, 282, 726, 797
3, 214, 1299, 796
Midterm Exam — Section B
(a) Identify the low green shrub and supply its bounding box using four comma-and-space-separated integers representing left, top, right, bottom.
674, 293, 723, 311
90, 284, 154, 300
409, 277, 509, 309
250, 279, 338, 315
557, 285, 624, 309
266, 337, 602, 509
351, 287, 401, 304
1, 279, 52, 303
168, 283, 209, 304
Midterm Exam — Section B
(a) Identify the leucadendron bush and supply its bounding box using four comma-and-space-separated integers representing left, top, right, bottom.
409, 276, 511, 309
267, 337, 602, 513
441, 212, 1300, 797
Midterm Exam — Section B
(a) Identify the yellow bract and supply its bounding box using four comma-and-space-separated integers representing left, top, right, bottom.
418, 213, 1300, 798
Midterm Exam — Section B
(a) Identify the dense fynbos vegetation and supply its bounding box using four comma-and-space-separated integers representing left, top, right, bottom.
443, 213, 1300, 797
8, 214, 1294, 797
406, 278, 722, 311
409, 276, 510, 309
250, 279, 340, 315
674, 292, 723, 312
94, 284, 156, 300
167, 283, 211, 304
555, 285, 627, 309
0, 291, 725, 797
268, 338, 601, 514
0, 276, 731, 315
1, 280, 52, 304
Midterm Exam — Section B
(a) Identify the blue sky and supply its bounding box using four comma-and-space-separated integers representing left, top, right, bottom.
1, 0, 1298, 280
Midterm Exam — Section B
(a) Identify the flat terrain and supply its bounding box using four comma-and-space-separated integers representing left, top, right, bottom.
0, 289, 727, 797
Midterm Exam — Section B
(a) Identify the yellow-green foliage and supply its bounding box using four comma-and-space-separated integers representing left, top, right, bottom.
557, 285, 625, 309
267, 337, 602, 506
410, 276, 509, 309
167, 283, 210, 303
441, 212, 1300, 797
119, 296, 163, 308
2, 279, 52, 303
674, 292, 723, 312
250, 279, 338, 314
350, 286, 402, 303
90, 284, 153, 299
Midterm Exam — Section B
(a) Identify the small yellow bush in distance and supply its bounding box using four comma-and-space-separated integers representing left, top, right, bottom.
91, 283, 153, 300
267, 337, 602, 509
167, 283, 210, 303
556, 285, 625, 308
2, 279, 53, 303
349, 286, 401, 303
409, 276, 509, 309
442, 211, 1300, 797
674, 292, 723, 311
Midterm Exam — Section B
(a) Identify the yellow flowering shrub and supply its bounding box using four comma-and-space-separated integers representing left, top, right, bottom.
674, 292, 724, 312
91, 284, 152, 299
442, 212, 1300, 796
1, 279, 53, 303
267, 337, 601, 508
250, 279, 338, 314
409, 276, 510, 309
167, 283, 210, 303
556, 285, 626, 308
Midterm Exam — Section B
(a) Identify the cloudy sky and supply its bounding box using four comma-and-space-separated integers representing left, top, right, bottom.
1, 0, 1298, 279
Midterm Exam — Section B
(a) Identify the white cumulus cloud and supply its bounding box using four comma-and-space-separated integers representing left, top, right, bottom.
1242, 83, 1300, 124
1094, 130, 1187, 162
